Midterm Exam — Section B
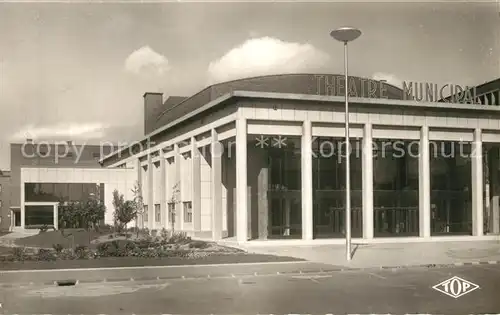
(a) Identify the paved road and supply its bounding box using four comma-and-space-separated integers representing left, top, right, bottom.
1, 264, 500, 314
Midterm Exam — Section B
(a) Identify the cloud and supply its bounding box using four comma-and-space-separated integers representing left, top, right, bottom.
207, 37, 330, 84
10, 123, 108, 141
124, 46, 170, 76
372, 72, 404, 88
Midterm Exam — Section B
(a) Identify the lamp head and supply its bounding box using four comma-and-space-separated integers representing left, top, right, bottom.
330, 27, 362, 43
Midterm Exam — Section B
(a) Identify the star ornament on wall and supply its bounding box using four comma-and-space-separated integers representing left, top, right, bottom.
272, 136, 287, 148
255, 135, 269, 148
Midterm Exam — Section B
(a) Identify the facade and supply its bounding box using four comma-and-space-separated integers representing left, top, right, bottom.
6, 73, 500, 243
96, 73, 500, 243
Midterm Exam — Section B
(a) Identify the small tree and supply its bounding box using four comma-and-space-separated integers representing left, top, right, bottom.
112, 189, 137, 233
58, 200, 81, 230
83, 198, 106, 231
168, 182, 181, 233
131, 181, 144, 238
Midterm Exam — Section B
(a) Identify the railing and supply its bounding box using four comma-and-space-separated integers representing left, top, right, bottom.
315, 207, 363, 238
374, 207, 419, 237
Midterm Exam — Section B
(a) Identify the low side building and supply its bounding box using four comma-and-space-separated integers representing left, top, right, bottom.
7, 142, 136, 232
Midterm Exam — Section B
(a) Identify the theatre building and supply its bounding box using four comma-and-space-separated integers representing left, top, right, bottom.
10, 73, 500, 243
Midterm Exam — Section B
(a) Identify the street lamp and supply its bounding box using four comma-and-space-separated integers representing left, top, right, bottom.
330, 26, 362, 261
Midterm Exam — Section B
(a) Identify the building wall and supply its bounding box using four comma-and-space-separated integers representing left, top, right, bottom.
240, 98, 500, 132
20, 167, 136, 227
0, 173, 11, 231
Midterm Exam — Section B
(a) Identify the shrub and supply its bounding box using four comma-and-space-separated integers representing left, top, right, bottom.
96, 242, 110, 256
128, 247, 140, 257
74, 245, 89, 259
160, 228, 170, 240
59, 249, 76, 260
189, 241, 209, 249
37, 248, 56, 261
169, 232, 190, 244
136, 239, 153, 249
96, 240, 133, 257
124, 240, 136, 252
0, 255, 15, 262
167, 249, 190, 258
52, 243, 64, 254
11, 247, 26, 261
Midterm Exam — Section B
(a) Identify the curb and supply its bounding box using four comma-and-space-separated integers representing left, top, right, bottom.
0, 260, 498, 288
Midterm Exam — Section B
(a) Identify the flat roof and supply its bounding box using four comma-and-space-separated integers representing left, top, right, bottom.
101, 88, 500, 165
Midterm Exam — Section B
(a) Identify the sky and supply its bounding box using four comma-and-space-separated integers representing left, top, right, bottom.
0, 1, 499, 170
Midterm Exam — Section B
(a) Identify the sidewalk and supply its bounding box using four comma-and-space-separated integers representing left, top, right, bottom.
238, 240, 500, 269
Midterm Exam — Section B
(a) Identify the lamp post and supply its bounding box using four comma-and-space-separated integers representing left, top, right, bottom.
330, 27, 362, 261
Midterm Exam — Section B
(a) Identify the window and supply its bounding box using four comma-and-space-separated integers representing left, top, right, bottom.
168, 202, 175, 223
25, 183, 104, 203
154, 204, 161, 222
143, 205, 148, 222
0, 200, 2, 208
183, 201, 192, 223
25, 205, 53, 228
92, 152, 101, 159
66, 152, 74, 158
0, 184, 2, 193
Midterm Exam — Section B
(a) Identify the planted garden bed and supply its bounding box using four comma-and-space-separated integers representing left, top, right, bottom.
2, 228, 243, 263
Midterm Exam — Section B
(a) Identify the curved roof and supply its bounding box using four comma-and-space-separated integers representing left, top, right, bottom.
151, 73, 403, 133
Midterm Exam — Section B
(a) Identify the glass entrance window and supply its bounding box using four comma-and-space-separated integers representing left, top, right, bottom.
373, 139, 419, 237
312, 137, 362, 238
430, 141, 472, 236
267, 136, 302, 239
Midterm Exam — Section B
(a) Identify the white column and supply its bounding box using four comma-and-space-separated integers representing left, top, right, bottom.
419, 125, 431, 238
136, 158, 143, 228
301, 120, 313, 240
20, 179, 25, 229
211, 129, 223, 240
53, 204, 59, 230
10, 209, 14, 231
472, 128, 484, 236
192, 137, 202, 232
147, 153, 154, 230
236, 118, 248, 242
362, 123, 374, 239
160, 150, 167, 230
174, 143, 183, 230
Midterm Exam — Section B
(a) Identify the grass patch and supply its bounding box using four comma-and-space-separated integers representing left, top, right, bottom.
14, 229, 103, 249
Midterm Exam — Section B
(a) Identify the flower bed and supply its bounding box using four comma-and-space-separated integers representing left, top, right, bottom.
0, 231, 243, 263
